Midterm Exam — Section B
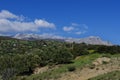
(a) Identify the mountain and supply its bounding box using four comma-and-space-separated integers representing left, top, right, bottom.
65, 36, 112, 46
13, 33, 112, 46
14, 33, 42, 40
14, 33, 65, 40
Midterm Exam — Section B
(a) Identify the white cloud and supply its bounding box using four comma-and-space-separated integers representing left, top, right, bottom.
75, 31, 82, 35
63, 26, 74, 32
0, 10, 18, 19
0, 10, 55, 33
71, 23, 79, 26
34, 19, 55, 28
63, 23, 88, 35
82, 24, 88, 29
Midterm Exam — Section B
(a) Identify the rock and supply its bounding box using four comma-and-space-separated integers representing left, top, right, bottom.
92, 57, 111, 66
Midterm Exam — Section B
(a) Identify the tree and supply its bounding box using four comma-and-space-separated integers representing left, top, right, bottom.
53, 47, 73, 64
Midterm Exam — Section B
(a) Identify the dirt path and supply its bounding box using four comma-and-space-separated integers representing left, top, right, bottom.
58, 57, 120, 80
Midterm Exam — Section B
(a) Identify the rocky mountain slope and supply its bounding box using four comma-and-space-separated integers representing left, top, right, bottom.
13, 33, 112, 46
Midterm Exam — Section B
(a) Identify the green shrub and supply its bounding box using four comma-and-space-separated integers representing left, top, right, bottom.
67, 66, 76, 72
102, 61, 109, 64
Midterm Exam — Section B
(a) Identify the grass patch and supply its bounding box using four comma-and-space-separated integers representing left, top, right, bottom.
88, 71, 120, 80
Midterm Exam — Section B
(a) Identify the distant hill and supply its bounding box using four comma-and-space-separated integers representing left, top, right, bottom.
13, 33, 112, 46
0, 36, 17, 40
65, 36, 112, 46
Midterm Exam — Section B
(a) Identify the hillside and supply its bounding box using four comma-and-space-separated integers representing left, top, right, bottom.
0, 36, 120, 80
20, 54, 120, 80
58, 55, 120, 80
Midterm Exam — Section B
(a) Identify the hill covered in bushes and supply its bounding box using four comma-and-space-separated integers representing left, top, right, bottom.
0, 36, 120, 80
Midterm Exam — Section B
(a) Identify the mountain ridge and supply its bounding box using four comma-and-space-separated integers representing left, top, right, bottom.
13, 33, 112, 46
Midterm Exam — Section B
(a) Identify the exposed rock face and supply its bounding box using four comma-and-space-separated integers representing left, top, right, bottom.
14, 33, 42, 40
14, 33, 65, 40
77, 36, 112, 46
14, 33, 112, 46
65, 36, 112, 46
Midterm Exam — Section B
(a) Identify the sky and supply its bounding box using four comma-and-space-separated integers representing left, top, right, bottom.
0, 0, 120, 44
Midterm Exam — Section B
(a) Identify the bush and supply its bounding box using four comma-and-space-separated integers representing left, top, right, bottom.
67, 66, 76, 72
53, 47, 73, 64
1, 68, 17, 80
102, 61, 109, 64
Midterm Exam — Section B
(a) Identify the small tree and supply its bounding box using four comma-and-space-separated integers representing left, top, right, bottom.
1, 68, 17, 80
53, 47, 73, 64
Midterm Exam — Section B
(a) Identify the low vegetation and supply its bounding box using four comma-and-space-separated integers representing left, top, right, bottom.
89, 71, 120, 80
22, 54, 102, 80
0, 36, 120, 80
67, 66, 76, 72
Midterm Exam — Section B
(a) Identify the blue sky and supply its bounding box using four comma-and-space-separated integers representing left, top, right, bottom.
0, 0, 120, 44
